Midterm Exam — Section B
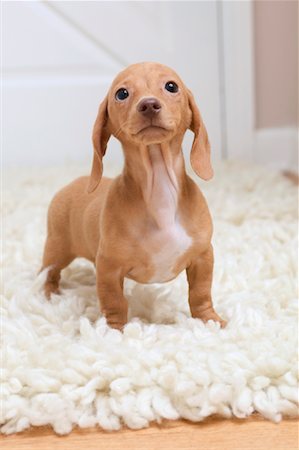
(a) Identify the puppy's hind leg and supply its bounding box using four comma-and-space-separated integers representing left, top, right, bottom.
40, 235, 75, 299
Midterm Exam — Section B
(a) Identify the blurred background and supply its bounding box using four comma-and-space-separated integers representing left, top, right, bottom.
2, 1, 298, 172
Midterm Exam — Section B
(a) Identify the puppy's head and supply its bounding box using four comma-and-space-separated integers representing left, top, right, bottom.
88, 62, 212, 192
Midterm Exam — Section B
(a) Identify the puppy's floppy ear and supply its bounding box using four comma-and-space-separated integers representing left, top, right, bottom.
87, 95, 111, 193
188, 90, 213, 180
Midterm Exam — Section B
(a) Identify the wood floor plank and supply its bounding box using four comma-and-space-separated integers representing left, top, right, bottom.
1, 418, 298, 450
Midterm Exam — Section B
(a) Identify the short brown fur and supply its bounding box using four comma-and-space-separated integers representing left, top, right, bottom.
41, 62, 226, 330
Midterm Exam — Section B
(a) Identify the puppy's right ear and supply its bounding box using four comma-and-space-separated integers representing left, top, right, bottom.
87, 96, 111, 193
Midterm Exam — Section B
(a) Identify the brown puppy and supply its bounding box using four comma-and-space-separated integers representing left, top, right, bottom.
41, 62, 226, 330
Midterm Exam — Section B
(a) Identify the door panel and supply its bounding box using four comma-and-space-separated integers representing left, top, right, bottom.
3, 1, 222, 168
3, 2, 120, 71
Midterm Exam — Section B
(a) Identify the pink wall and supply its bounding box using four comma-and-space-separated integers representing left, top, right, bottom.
254, 0, 298, 128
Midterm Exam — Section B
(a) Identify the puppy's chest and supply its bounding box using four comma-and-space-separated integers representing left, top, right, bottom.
127, 145, 192, 283
129, 220, 192, 283
148, 221, 192, 282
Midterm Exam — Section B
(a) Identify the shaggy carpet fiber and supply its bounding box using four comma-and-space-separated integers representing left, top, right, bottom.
2, 161, 298, 435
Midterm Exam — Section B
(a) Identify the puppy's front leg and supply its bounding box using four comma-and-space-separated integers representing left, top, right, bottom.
186, 245, 226, 328
96, 255, 128, 330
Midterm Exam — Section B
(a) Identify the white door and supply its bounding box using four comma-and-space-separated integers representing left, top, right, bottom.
3, 1, 222, 169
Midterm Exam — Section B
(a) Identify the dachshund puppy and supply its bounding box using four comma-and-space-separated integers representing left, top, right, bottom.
41, 62, 226, 330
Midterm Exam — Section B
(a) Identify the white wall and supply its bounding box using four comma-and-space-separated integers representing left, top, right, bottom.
4, 1, 296, 172
2, 1, 222, 169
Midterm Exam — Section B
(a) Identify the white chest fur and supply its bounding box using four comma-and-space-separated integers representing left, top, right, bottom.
142, 144, 192, 282
147, 221, 192, 283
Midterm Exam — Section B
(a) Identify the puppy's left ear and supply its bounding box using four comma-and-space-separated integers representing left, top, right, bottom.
87, 95, 111, 193
188, 90, 213, 180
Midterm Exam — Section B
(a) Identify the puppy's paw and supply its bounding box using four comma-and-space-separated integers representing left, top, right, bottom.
196, 309, 227, 328
218, 318, 227, 328
205, 315, 227, 328
44, 283, 61, 300
107, 321, 127, 332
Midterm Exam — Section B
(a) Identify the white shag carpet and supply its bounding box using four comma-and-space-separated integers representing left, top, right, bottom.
2, 161, 298, 435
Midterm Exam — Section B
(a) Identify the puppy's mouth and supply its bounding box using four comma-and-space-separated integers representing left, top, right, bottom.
135, 125, 168, 135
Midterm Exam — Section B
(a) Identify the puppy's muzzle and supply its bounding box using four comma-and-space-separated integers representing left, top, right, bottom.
137, 97, 162, 118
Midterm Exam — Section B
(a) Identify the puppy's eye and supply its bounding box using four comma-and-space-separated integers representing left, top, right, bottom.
115, 88, 129, 101
165, 81, 179, 93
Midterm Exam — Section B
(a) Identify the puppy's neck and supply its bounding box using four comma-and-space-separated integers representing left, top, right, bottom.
122, 140, 186, 228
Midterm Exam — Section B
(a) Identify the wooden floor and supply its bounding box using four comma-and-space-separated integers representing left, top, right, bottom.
1, 417, 298, 450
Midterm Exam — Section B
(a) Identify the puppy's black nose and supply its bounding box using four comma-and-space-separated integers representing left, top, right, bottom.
137, 97, 162, 117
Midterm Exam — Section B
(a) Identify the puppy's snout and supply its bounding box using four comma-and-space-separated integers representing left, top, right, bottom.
137, 97, 162, 118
